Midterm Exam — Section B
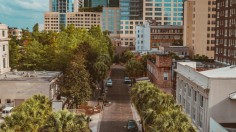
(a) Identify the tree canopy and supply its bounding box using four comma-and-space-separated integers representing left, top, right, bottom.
130, 82, 196, 132
0, 95, 91, 132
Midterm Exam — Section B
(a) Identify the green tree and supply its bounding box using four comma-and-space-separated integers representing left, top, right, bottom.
130, 82, 196, 132
9, 37, 21, 69
40, 110, 90, 132
120, 50, 134, 63
60, 53, 92, 109
33, 23, 39, 33
125, 59, 144, 85
1, 95, 51, 131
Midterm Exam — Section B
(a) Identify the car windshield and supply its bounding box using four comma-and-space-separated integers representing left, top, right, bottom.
128, 120, 137, 128
107, 79, 112, 82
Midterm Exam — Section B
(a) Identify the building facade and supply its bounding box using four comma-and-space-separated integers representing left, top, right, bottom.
143, 0, 184, 25
159, 46, 189, 57
147, 55, 172, 93
49, 0, 79, 13
215, 0, 236, 65
0, 71, 61, 108
102, 7, 120, 38
91, 0, 107, 7
8, 27, 22, 40
135, 23, 150, 52
44, 12, 102, 32
150, 24, 183, 49
0, 23, 10, 75
183, 0, 216, 59
175, 62, 236, 131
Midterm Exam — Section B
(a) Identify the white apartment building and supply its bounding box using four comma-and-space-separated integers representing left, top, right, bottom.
183, 0, 216, 59
0, 23, 10, 74
175, 62, 236, 131
143, 0, 183, 25
120, 20, 143, 46
135, 22, 151, 53
44, 12, 102, 32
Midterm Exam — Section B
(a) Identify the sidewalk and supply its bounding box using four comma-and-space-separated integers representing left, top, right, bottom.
130, 103, 142, 132
88, 101, 103, 132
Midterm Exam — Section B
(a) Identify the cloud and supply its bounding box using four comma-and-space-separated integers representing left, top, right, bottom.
0, 0, 48, 29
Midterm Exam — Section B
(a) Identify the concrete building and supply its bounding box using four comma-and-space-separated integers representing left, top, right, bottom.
183, 0, 216, 59
175, 62, 236, 131
135, 22, 150, 52
159, 46, 189, 58
147, 54, 172, 93
102, 7, 120, 39
119, 0, 143, 47
44, 12, 102, 32
143, 0, 183, 25
8, 27, 22, 40
215, 0, 236, 65
120, 20, 143, 46
0, 23, 10, 75
0, 71, 61, 108
49, 0, 80, 13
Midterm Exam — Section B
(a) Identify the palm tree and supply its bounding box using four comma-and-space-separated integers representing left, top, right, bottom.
130, 82, 196, 132
40, 110, 90, 132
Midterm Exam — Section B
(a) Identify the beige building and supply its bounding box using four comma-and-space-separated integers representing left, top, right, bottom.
120, 20, 143, 47
8, 27, 22, 40
0, 71, 61, 108
175, 62, 236, 131
143, 0, 183, 26
0, 23, 10, 75
183, 0, 216, 59
44, 12, 102, 32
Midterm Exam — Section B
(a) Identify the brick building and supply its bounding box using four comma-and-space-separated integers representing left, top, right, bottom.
147, 54, 173, 93
215, 0, 236, 65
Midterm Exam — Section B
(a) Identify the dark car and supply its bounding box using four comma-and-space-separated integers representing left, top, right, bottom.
127, 120, 138, 132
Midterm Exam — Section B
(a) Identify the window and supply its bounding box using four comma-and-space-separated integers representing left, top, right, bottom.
192, 108, 196, 121
188, 87, 191, 97
200, 95, 204, 107
194, 90, 197, 102
3, 58, 6, 68
2, 30, 5, 37
164, 72, 168, 80
6, 99, 11, 103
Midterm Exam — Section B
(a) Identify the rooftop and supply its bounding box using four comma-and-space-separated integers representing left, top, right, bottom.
200, 65, 236, 78
0, 71, 62, 82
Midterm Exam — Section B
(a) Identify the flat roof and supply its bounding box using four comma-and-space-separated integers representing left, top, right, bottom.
200, 65, 236, 78
0, 71, 62, 82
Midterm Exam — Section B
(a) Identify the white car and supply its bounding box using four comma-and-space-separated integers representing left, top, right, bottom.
106, 78, 113, 87
2, 107, 14, 118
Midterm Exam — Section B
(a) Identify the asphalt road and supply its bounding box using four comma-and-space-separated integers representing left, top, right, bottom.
99, 65, 133, 132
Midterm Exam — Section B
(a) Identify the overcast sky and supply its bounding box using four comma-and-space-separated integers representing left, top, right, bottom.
0, 0, 48, 30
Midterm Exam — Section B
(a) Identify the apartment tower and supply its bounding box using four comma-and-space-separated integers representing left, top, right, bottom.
215, 0, 236, 65
143, 0, 184, 26
183, 0, 216, 59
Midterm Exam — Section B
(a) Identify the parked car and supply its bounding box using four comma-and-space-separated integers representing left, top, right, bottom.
127, 120, 138, 132
124, 77, 132, 84
106, 78, 113, 87
1, 107, 14, 118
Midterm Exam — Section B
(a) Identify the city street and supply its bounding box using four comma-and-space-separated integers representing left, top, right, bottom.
99, 65, 134, 132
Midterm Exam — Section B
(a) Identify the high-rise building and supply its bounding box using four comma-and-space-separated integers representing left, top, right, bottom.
119, 0, 143, 46
183, 0, 216, 59
102, 7, 120, 38
120, 0, 143, 20
143, 0, 184, 26
49, 0, 79, 13
44, 12, 102, 32
0, 23, 10, 74
91, 0, 107, 7
45, 0, 102, 31
215, 0, 236, 65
